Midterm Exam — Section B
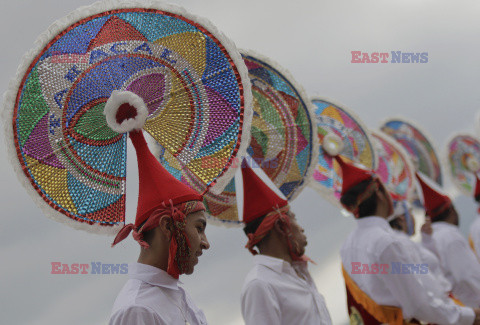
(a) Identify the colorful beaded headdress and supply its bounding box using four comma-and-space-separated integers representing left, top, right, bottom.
2, 0, 252, 234
154, 50, 318, 226
371, 130, 415, 202
380, 118, 442, 208
309, 98, 377, 209
445, 134, 480, 197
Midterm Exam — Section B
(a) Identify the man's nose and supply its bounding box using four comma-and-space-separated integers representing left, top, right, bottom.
201, 234, 210, 250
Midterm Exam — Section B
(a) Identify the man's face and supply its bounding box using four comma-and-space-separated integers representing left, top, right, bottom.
182, 210, 210, 274
286, 211, 307, 257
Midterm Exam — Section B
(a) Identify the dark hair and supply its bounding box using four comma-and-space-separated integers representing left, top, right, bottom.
243, 214, 275, 248
431, 205, 453, 223
389, 218, 403, 231
141, 227, 156, 245
243, 215, 267, 235
340, 179, 378, 218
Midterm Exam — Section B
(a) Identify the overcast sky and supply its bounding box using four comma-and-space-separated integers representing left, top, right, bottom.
1, 0, 480, 324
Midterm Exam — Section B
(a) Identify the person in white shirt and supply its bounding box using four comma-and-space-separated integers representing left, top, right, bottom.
336, 156, 480, 325
240, 165, 332, 325
107, 124, 210, 325
388, 200, 453, 296
416, 171, 480, 309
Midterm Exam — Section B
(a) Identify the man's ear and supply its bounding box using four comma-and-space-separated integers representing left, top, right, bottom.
273, 219, 287, 236
158, 216, 173, 240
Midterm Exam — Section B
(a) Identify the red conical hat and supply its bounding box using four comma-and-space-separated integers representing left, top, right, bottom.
104, 91, 203, 228
130, 130, 202, 227
241, 164, 288, 224
335, 156, 375, 196
415, 172, 452, 218
474, 173, 480, 202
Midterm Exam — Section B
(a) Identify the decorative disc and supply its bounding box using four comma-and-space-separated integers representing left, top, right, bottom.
371, 131, 416, 202
309, 98, 377, 208
445, 134, 480, 196
156, 50, 318, 226
380, 118, 442, 185
3, 1, 252, 234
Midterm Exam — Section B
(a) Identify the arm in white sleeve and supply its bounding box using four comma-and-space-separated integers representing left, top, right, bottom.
443, 239, 480, 308
241, 279, 281, 325
378, 241, 475, 325
109, 305, 164, 325
421, 233, 440, 258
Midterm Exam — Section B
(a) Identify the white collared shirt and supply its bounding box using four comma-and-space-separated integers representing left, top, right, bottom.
431, 222, 480, 308
241, 254, 332, 325
340, 216, 474, 325
393, 230, 452, 295
109, 263, 207, 325
470, 216, 480, 260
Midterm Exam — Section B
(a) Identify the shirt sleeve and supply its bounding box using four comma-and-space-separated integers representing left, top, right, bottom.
378, 241, 475, 325
443, 238, 480, 308
241, 279, 281, 325
421, 233, 440, 258
109, 305, 164, 325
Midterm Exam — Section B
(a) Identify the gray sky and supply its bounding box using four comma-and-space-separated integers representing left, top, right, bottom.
1, 0, 480, 324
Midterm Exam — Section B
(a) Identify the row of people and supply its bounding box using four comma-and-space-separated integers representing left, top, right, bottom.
107, 126, 480, 324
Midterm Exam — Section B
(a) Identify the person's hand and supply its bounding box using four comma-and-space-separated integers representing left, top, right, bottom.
473, 308, 480, 325
421, 217, 432, 235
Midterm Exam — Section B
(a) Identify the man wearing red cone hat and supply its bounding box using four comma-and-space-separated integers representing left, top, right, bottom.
416, 171, 480, 309
105, 91, 210, 325
240, 163, 332, 325
336, 155, 480, 324
469, 174, 480, 260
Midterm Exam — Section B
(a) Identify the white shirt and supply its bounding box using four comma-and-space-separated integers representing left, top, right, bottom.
109, 263, 208, 325
431, 222, 480, 308
393, 230, 452, 295
340, 216, 475, 325
470, 216, 480, 260
241, 254, 332, 325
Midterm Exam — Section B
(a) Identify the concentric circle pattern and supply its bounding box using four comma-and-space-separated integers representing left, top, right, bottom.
310, 98, 377, 207
5, 4, 250, 232
446, 134, 480, 196
157, 51, 317, 226
381, 119, 442, 185
371, 131, 415, 202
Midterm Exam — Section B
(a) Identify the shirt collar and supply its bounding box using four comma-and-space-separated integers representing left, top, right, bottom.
432, 221, 457, 230
356, 216, 391, 231
253, 254, 292, 274
128, 262, 181, 290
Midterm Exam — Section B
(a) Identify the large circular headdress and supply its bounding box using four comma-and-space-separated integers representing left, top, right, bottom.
445, 134, 480, 196
380, 118, 442, 186
371, 130, 416, 202
155, 50, 318, 226
309, 98, 377, 208
3, 0, 253, 234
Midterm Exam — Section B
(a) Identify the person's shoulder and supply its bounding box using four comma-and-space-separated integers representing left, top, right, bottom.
109, 304, 162, 325
241, 277, 276, 299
